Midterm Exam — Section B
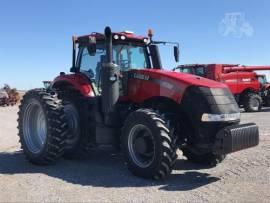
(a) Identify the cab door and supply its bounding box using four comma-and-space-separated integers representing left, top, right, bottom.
112, 44, 150, 97
78, 44, 106, 95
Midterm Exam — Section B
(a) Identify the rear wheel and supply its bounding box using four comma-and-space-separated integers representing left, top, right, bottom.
58, 90, 92, 159
18, 89, 68, 164
243, 92, 262, 112
182, 148, 226, 166
122, 109, 177, 180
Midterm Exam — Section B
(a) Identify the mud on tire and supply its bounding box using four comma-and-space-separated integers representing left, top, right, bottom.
121, 108, 178, 180
18, 89, 68, 164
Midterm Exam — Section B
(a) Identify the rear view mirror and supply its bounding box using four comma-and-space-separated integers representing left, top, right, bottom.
174, 46, 179, 62
87, 44, 96, 56
87, 36, 97, 56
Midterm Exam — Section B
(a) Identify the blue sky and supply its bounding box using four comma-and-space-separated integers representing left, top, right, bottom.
0, 0, 270, 89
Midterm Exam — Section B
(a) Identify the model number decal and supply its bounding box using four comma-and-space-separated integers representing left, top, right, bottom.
158, 81, 174, 90
133, 73, 150, 81
130, 72, 181, 92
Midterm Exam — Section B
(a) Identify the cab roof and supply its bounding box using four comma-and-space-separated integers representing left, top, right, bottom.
76, 31, 149, 44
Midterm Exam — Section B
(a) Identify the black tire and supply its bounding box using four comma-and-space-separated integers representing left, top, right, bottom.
243, 92, 262, 112
57, 90, 93, 159
121, 108, 178, 180
18, 89, 68, 165
182, 148, 226, 166
265, 90, 270, 106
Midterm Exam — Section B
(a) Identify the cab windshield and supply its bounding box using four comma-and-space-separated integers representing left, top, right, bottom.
79, 43, 149, 82
257, 76, 267, 85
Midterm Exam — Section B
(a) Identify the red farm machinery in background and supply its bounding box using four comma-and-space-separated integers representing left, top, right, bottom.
174, 64, 270, 112
0, 84, 20, 106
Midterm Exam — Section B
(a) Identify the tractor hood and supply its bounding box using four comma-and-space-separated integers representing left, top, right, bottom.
135, 69, 227, 88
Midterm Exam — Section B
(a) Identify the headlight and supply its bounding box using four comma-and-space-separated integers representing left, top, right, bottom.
201, 113, 240, 122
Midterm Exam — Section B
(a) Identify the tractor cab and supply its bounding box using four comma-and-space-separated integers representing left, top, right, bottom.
71, 30, 179, 93
73, 31, 153, 94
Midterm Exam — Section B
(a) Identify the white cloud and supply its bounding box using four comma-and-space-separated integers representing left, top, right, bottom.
219, 12, 254, 38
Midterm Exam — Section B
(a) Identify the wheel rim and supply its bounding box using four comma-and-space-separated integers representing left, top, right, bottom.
64, 103, 80, 149
23, 100, 47, 154
128, 124, 155, 168
251, 98, 259, 110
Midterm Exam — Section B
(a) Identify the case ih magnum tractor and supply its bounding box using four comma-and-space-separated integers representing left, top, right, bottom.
174, 64, 270, 112
18, 27, 259, 180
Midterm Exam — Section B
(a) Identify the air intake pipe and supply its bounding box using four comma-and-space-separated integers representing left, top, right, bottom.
100, 26, 120, 117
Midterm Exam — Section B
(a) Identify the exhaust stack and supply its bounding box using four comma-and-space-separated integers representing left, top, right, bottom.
100, 26, 120, 117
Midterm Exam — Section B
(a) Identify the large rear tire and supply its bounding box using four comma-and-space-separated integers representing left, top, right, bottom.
243, 92, 262, 112
18, 89, 68, 164
182, 148, 226, 166
58, 90, 93, 159
121, 109, 178, 180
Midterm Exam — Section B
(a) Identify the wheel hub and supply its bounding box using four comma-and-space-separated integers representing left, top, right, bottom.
23, 100, 47, 154
251, 98, 259, 110
63, 103, 80, 149
128, 124, 155, 168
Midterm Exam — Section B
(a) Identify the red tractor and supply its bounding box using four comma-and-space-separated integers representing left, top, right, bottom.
18, 27, 259, 180
174, 64, 270, 112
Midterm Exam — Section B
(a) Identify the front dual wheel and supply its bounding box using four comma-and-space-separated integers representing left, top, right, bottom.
122, 109, 178, 180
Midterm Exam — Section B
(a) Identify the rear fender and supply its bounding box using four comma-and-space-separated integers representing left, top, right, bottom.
51, 73, 94, 97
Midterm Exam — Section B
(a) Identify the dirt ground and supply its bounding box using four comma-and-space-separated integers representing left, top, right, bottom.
0, 106, 269, 202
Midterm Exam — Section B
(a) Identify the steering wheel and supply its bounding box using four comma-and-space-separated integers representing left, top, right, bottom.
120, 60, 129, 71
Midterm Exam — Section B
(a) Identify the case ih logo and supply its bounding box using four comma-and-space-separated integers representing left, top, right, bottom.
242, 78, 252, 82
130, 72, 181, 92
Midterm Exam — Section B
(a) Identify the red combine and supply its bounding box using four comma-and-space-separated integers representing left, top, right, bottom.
174, 64, 270, 112
18, 27, 259, 180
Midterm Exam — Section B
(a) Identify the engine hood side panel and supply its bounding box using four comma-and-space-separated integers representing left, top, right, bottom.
124, 69, 228, 104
